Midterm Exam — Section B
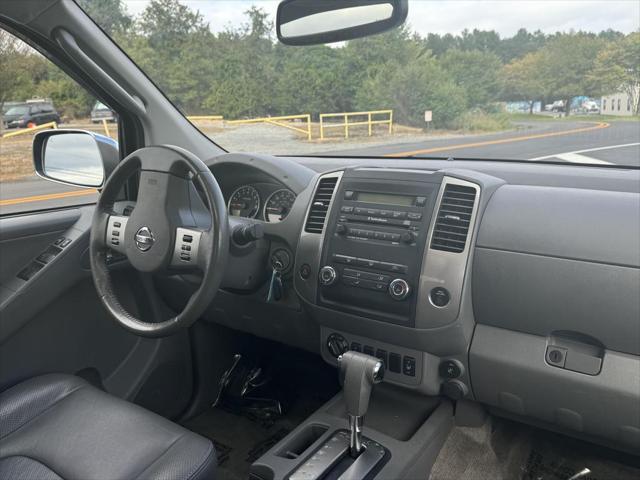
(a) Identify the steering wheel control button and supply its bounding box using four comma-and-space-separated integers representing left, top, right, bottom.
319, 266, 337, 286
171, 228, 202, 267
402, 356, 416, 377
439, 359, 464, 379
430, 287, 451, 307
106, 216, 128, 253
389, 278, 410, 301
326, 333, 349, 358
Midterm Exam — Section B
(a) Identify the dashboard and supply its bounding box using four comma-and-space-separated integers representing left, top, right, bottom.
158, 152, 639, 456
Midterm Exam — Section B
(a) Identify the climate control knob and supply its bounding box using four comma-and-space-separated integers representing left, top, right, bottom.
389, 278, 410, 301
319, 266, 337, 286
326, 333, 349, 358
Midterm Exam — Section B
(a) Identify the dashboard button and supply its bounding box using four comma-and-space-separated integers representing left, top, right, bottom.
407, 212, 423, 221
333, 254, 356, 265
416, 196, 427, 207
375, 349, 388, 366
342, 276, 362, 287
430, 287, 450, 307
403, 356, 416, 377
388, 353, 402, 373
343, 268, 362, 278
350, 342, 362, 352
344, 191, 355, 200
341, 206, 354, 213
363, 345, 375, 356
355, 258, 377, 268
392, 211, 406, 219
299, 264, 311, 279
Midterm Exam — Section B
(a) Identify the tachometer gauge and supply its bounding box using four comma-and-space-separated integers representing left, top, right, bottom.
228, 185, 260, 218
264, 189, 296, 223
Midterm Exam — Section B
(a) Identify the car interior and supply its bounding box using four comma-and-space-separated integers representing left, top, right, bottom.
0, 1, 639, 480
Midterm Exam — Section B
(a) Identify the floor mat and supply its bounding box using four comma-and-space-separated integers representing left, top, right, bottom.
429, 417, 640, 480
184, 342, 340, 480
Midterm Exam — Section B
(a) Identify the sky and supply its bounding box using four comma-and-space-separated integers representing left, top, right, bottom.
123, 0, 640, 37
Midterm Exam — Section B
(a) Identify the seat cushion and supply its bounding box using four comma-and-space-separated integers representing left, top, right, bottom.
0, 374, 216, 480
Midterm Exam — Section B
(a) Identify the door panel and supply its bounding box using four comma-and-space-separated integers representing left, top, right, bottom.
0, 207, 194, 418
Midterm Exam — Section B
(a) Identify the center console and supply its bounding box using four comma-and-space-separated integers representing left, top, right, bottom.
317, 169, 441, 326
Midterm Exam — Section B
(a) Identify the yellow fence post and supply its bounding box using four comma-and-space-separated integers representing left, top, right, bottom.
102, 119, 110, 137
320, 115, 325, 140
227, 114, 312, 141
1, 121, 58, 139
344, 114, 349, 139
305, 114, 312, 141
388, 110, 393, 134
368, 112, 372, 136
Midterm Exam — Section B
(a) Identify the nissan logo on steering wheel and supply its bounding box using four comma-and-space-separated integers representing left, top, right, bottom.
135, 226, 155, 251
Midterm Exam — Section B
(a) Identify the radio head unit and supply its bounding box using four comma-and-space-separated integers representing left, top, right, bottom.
318, 168, 442, 326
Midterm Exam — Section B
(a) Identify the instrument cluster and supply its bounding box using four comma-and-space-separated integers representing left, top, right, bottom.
227, 184, 296, 223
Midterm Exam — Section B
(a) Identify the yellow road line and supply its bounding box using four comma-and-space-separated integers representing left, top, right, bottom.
384, 122, 610, 157
0, 188, 97, 207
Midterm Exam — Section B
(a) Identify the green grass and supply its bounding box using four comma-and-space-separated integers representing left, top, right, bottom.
451, 111, 512, 132
506, 112, 640, 123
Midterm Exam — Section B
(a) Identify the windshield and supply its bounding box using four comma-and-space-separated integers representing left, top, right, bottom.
5, 105, 29, 116
85, 0, 639, 167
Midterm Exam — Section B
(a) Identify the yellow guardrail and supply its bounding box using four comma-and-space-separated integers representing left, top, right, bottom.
227, 114, 312, 141
319, 110, 393, 140
2, 121, 58, 139
187, 115, 224, 122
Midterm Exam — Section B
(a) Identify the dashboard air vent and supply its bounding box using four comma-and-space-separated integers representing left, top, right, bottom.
304, 176, 338, 234
430, 183, 477, 253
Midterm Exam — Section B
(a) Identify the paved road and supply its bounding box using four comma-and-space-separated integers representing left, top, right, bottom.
1, 120, 638, 215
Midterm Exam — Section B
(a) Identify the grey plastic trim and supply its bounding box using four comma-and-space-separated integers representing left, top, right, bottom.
294, 171, 343, 304
54, 29, 146, 115
470, 324, 640, 452
415, 176, 480, 329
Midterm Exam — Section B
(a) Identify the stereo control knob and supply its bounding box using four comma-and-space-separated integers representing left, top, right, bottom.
389, 278, 410, 301
319, 266, 337, 286
336, 224, 347, 235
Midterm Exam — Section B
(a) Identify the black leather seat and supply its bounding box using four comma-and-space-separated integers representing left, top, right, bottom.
0, 374, 216, 479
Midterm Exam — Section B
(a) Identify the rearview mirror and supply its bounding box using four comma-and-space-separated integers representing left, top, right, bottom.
33, 130, 119, 188
277, 0, 408, 46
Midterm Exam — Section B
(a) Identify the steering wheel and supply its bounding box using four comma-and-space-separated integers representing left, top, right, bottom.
89, 145, 229, 337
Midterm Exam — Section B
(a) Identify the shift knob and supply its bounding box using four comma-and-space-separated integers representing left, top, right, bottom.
338, 351, 384, 457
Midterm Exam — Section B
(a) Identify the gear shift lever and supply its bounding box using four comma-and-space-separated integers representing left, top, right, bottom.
338, 351, 384, 458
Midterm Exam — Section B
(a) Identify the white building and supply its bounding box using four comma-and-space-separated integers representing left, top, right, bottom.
601, 88, 638, 116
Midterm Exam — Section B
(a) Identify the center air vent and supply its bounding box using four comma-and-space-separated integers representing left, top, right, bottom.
430, 183, 477, 253
304, 176, 339, 234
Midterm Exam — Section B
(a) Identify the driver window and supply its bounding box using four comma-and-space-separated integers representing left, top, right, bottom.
0, 29, 119, 216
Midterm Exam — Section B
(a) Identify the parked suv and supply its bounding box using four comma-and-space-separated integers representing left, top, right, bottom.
90, 101, 116, 123
3, 100, 61, 129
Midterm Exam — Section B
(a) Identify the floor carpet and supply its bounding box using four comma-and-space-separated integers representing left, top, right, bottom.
429, 417, 640, 480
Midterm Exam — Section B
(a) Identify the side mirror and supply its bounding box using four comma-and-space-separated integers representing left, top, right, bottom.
33, 130, 119, 188
277, 0, 408, 46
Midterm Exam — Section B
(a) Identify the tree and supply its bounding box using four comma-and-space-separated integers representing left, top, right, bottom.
501, 51, 547, 113
77, 0, 132, 35
441, 49, 503, 108
535, 34, 606, 115
591, 32, 640, 115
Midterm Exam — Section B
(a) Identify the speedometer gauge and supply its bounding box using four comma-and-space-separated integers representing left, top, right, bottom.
228, 185, 260, 218
264, 189, 296, 223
